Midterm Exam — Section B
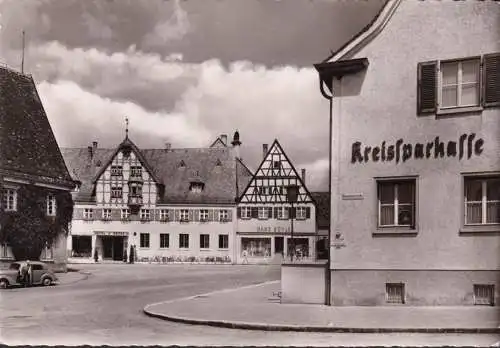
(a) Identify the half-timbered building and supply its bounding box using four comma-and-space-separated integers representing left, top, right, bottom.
236, 140, 316, 264
62, 131, 253, 264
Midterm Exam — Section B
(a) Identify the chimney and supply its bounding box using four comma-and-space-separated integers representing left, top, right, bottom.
220, 134, 227, 146
301, 168, 306, 185
87, 146, 93, 160
165, 142, 171, 152
92, 141, 98, 150
262, 144, 268, 159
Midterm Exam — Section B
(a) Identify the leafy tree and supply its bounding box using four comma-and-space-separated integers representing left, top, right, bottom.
0, 185, 73, 260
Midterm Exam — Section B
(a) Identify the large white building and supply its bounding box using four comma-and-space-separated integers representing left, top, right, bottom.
62, 132, 321, 264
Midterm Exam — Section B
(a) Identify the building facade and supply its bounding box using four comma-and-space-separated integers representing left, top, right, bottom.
0, 66, 75, 267
62, 132, 254, 264
315, 0, 500, 305
236, 141, 317, 264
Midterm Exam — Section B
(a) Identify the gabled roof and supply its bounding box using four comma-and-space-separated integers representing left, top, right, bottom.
311, 192, 330, 229
322, 0, 401, 62
238, 139, 314, 204
0, 66, 74, 189
62, 143, 254, 205
91, 136, 162, 184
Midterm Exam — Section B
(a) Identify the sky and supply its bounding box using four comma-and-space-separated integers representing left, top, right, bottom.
0, 0, 385, 191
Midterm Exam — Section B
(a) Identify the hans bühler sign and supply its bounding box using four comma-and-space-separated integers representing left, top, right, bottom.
351, 133, 484, 164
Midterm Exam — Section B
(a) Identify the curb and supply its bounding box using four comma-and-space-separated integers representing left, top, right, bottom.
144, 281, 500, 334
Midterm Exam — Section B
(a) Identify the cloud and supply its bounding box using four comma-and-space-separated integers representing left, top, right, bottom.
142, 0, 190, 48
28, 41, 329, 190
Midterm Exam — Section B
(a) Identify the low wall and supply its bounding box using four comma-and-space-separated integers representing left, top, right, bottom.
281, 261, 327, 304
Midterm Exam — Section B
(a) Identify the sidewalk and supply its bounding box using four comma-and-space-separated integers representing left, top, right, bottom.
144, 281, 500, 334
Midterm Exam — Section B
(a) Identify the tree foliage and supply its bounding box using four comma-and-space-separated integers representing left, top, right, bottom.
0, 184, 73, 260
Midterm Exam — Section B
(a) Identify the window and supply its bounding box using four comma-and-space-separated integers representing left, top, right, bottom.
72, 235, 92, 257
40, 243, 53, 260
2, 188, 17, 211
110, 165, 123, 177
140, 233, 150, 248
258, 207, 268, 219
102, 208, 112, 220
474, 284, 495, 306
160, 233, 169, 248
276, 207, 289, 220
130, 166, 142, 178
159, 209, 169, 221
121, 208, 130, 220
199, 209, 209, 222
190, 182, 204, 193
240, 206, 251, 219
273, 161, 281, 169
1, 242, 10, 258
440, 59, 480, 109
46, 194, 57, 216
378, 180, 416, 227
218, 235, 228, 249
180, 209, 189, 222
200, 234, 210, 249
140, 209, 151, 220
179, 234, 189, 248
386, 283, 405, 304
465, 177, 500, 225
111, 187, 123, 198
296, 207, 307, 220
241, 237, 271, 257
417, 53, 500, 115
129, 183, 142, 196
83, 208, 93, 220
219, 209, 229, 222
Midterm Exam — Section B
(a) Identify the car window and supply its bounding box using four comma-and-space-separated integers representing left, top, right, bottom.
32, 265, 43, 271
9, 263, 20, 270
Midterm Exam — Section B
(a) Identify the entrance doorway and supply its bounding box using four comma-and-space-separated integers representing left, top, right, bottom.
101, 236, 125, 261
274, 236, 284, 255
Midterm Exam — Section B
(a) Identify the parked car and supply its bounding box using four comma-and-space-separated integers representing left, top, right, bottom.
0, 261, 58, 289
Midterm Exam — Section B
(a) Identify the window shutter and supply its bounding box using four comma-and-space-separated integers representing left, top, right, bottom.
188, 210, 194, 221
193, 209, 200, 222
112, 209, 121, 220
251, 207, 258, 219
483, 53, 500, 107
274, 207, 279, 218
174, 209, 180, 221
168, 209, 175, 221
267, 207, 273, 218
289, 207, 296, 219
237, 207, 242, 218
306, 207, 311, 219
228, 209, 233, 221
417, 61, 437, 115
208, 209, 214, 221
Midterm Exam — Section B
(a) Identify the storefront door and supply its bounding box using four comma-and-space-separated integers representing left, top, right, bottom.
274, 237, 284, 254
102, 236, 124, 261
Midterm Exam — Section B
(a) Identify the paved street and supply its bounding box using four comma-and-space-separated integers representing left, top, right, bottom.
0, 263, 498, 346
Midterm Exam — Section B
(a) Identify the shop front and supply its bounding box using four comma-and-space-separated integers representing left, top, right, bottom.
95, 231, 129, 261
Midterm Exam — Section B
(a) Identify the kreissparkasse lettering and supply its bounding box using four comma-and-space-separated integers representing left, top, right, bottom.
351, 133, 484, 164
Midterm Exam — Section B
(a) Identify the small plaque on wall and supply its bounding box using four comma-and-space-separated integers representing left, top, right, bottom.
342, 193, 364, 200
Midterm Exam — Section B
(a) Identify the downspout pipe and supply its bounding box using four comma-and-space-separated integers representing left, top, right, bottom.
318, 76, 333, 306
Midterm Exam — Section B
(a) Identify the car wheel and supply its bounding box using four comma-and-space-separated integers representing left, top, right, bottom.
42, 277, 52, 286
0, 279, 9, 289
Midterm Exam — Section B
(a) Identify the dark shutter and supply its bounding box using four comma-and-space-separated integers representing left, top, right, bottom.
417, 61, 437, 115
306, 207, 311, 219
483, 53, 500, 107
267, 207, 273, 218
274, 207, 279, 219
237, 207, 242, 218
251, 207, 258, 219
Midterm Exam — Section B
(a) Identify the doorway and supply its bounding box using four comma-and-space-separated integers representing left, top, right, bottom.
274, 236, 284, 255
101, 236, 124, 261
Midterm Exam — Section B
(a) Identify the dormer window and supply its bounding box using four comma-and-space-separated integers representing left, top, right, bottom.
111, 165, 123, 177
179, 160, 186, 168
190, 182, 204, 193
216, 159, 222, 166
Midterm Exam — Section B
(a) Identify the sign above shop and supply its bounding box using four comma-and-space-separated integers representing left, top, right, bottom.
257, 226, 291, 233
351, 133, 484, 164
94, 231, 129, 236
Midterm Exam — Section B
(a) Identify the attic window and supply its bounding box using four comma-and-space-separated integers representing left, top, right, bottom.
179, 160, 186, 168
189, 182, 205, 193
96, 160, 102, 167
273, 161, 281, 169
216, 159, 222, 166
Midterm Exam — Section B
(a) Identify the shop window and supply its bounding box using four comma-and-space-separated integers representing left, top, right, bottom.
386, 283, 405, 304
200, 234, 210, 249
160, 233, 169, 248
2, 188, 17, 212
286, 238, 309, 258
72, 236, 92, 258
46, 194, 57, 216
378, 180, 416, 228
140, 233, 150, 248
474, 284, 495, 306
464, 176, 500, 225
179, 234, 189, 248
241, 238, 271, 258
218, 235, 228, 249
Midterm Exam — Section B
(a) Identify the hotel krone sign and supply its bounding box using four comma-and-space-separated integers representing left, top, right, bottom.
351, 133, 484, 164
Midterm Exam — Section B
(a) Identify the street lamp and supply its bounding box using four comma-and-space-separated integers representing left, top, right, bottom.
286, 185, 299, 262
